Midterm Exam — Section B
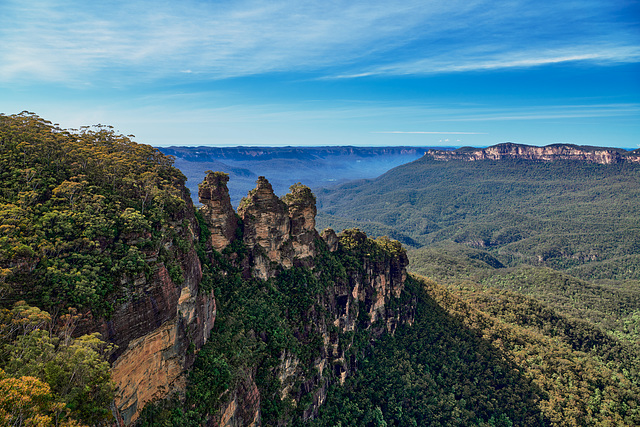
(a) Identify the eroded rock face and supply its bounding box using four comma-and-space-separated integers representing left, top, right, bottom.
427, 143, 640, 164
199, 172, 239, 250
75, 186, 216, 425
215, 369, 261, 427
283, 183, 318, 263
198, 176, 412, 425
101, 173, 411, 425
321, 228, 339, 252
237, 177, 319, 279
218, 229, 412, 424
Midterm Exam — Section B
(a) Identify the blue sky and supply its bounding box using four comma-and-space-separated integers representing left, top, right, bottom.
1, 0, 639, 148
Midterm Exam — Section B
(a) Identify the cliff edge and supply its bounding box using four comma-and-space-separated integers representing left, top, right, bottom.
191, 173, 412, 425
426, 142, 640, 164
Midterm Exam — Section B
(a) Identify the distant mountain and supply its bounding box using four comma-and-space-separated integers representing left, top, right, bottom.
158, 146, 448, 205
316, 143, 640, 279
4, 116, 640, 426
426, 142, 640, 164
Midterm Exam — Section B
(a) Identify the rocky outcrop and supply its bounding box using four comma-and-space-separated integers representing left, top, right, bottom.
198, 176, 412, 425
214, 369, 261, 427
75, 185, 216, 425
199, 171, 239, 250
96, 173, 411, 426
237, 177, 319, 279
292, 230, 411, 421
427, 143, 640, 164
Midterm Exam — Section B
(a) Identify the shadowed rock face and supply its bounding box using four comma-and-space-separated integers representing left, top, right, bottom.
283, 183, 318, 263
100, 173, 410, 426
194, 176, 412, 425
238, 176, 291, 270
199, 171, 239, 250
427, 143, 640, 164
236, 177, 319, 279
74, 185, 217, 425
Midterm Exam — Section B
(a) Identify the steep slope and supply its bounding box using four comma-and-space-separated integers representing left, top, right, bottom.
4, 116, 640, 426
165, 172, 413, 425
0, 113, 415, 426
0, 113, 216, 424
317, 143, 640, 279
312, 276, 640, 426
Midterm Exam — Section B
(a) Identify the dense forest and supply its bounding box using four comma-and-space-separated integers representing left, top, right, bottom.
317, 153, 640, 343
316, 155, 640, 277
313, 149, 640, 425
1, 113, 639, 426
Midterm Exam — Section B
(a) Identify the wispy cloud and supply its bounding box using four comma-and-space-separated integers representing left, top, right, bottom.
438, 103, 640, 122
337, 46, 640, 78
372, 131, 488, 135
1, 0, 637, 85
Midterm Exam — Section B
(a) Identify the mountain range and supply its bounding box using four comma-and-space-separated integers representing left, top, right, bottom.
158, 146, 446, 206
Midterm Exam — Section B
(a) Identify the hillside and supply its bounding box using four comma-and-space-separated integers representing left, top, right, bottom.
2, 115, 639, 426
317, 143, 640, 279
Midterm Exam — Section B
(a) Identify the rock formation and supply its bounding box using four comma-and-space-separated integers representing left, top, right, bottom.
426, 142, 640, 164
198, 171, 239, 250
95, 173, 410, 425
198, 176, 412, 425
74, 185, 216, 425
237, 177, 319, 279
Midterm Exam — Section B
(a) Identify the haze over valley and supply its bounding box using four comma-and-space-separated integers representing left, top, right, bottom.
158, 145, 445, 205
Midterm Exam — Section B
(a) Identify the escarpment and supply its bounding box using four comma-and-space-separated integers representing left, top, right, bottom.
79, 185, 217, 425
189, 173, 413, 425
427, 142, 640, 164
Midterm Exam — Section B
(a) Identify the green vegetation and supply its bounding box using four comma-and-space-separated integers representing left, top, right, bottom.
0, 302, 114, 426
317, 157, 640, 281
137, 228, 408, 426
318, 154, 640, 346
0, 112, 190, 424
4, 114, 640, 426
408, 242, 640, 342
0, 112, 188, 315
312, 275, 640, 426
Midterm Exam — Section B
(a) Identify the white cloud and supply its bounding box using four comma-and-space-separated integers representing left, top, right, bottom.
337, 45, 640, 78
439, 103, 640, 122
1, 0, 637, 84
372, 131, 488, 135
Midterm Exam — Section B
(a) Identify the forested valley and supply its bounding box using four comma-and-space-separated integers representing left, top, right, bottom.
1, 113, 639, 426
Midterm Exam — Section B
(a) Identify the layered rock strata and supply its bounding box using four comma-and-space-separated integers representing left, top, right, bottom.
76, 186, 216, 425
427, 143, 640, 164
200, 176, 411, 424
96, 173, 411, 426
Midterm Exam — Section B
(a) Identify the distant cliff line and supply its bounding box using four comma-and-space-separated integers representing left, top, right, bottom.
426, 143, 640, 165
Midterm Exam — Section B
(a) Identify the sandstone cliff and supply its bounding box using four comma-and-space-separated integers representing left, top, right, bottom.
195, 173, 413, 425
426, 143, 640, 164
75, 184, 216, 425
95, 171, 411, 426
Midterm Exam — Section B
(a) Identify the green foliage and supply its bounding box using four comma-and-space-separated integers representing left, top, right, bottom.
317, 157, 640, 282
0, 112, 188, 315
313, 275, 640, 426
0, 302, 115, 425
409, 241, 640, 340
282, 182, 316, 207
139, 223, 410, 426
